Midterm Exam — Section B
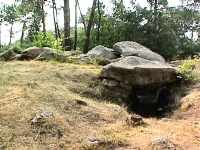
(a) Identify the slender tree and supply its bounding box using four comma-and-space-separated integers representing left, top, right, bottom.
52, 0, 58, 39
97, 0, 101, 42
51, 0, 61, 39
20, 21, 27, 46
74, 0, 78, 50
17, 2, 29, 46
3, 4, 18, 46
41, 0, 46, 34
77, 0, 86, 32
83, 0, 97, 53
0, 23, 1, 47
54, 1, 61, 38
0, 9, 4, 47
63, 0, 71, 51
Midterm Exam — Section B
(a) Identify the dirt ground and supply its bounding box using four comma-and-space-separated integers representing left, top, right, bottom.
0, 61, 199, 150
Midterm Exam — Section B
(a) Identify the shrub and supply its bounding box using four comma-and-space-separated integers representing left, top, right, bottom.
33, 32, 63, 50
9, 45, 22, 53
178, 58, 199, 81
0, 45, 9, 53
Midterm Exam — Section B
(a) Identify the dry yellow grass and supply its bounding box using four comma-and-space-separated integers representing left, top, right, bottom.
0, 61, 200, 150
0, 61, 128, 150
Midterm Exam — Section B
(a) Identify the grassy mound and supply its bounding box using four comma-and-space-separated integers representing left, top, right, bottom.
0, 61, 199, 150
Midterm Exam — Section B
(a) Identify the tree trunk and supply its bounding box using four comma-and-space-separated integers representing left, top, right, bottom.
55, 2, 61, 38
83, 0, 97, 53
41, 0, 46, 34
154, 0, 158, 31
9, 24, 13, 46
52, 0, 58, 39
52, 0, 61, 39
154, 0, 159, 51
77, 0, 86, 32
97, 0, 101, 42
20, 22, 26, 47
0, 24, 1, 48
63, 0, 71, 51
74, 0, 78, 50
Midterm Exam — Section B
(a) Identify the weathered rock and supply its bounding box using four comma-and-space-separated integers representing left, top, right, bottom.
82, 55, 113, 65
85, 136, 123, 150
76, 99, 88, 106
35, 50, 67, 62
0, 50, 16, 61
13, 54, 23, 60
80, 45, 121, 65
101, 56, 177, 86
64, 50, 83, 57
150, 137, 183, 150
31, 111, 63, 139
87, 45, 120, 59
19, 47, 51, 60
100, 56, 178, 103
126, 114, 145, 127
113, 41, 165, 63
31, 111, 54, 125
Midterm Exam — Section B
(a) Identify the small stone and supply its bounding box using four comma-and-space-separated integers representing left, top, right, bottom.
161, 118, 171, 122
102, 79, 119, 87
76, 100, 87, 106
87, 137, 104, 145
150, 137, 182, 150
181, 102, 194, 112
31, 111, 53, 125
126, 114, 145, 127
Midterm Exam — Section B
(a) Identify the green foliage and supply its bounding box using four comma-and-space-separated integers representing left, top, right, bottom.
3, 4, 19, 24
76, 0, 200, 59
33, 32, 63, 50
16, 0, 44, 40
9, 45, 22, 53
0, 0, 200, 60
76, 28, 87, 50
0, 45, 9, 53
0, 8, 4, 24
178, 58, 199, 81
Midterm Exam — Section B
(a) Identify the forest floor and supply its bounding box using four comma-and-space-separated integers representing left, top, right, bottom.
0, 61, 200, 150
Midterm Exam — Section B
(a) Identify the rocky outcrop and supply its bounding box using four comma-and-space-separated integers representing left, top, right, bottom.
35, 50, 67, 62
83, 42, 166, 66
101, 56, 177, 86
87, 45, 120, 60
11, 47, 67, 62
82, 45, 121, 65
17, 47, 51, 60
0, 46, 77, 62
99, 42, 178, 105
100, 56, 177, 102
0, 50, 16, 61
113, 41, 165, 63
150, 137, 183, 150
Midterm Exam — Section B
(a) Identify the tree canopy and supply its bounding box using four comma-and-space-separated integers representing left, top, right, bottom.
0, 0, 199, 59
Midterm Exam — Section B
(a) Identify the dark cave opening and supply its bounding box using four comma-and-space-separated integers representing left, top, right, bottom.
127, 86, 176, 118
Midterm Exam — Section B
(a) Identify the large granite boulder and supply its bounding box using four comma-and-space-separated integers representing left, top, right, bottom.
35, 50, 67, 62
87, 45, 120, 60
101, 56, 177, 86
100, 56, 178, 104
113, 41, 165, 63
18, 47, 51, 60
81, 45, 120, 65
